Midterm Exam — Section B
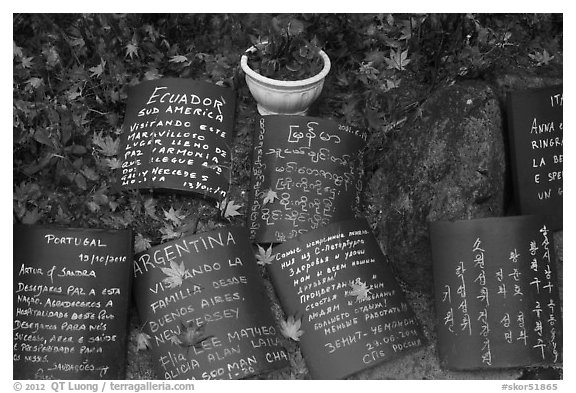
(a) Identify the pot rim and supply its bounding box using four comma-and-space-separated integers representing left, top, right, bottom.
240, 44, 331, 87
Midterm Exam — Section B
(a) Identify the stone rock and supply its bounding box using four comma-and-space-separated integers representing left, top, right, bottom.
490, 73, 563, 105
366, 80, 506, 293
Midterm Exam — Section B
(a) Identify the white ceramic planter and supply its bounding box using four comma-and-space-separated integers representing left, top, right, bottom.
240, 45, 331, 115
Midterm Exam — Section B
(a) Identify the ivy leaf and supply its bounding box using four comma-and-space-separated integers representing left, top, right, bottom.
136, 331, 151, 351
92, 132, 119, 157
262, 189, 278, 206
163, 206, 185, 226
217, 198, 243, 219
125, 42, 139, 59
134, 233, 152, 253
255, 244, 275, 266
347, 279, 372, 302
280, 315, 304, 341
160, 260, 189, 289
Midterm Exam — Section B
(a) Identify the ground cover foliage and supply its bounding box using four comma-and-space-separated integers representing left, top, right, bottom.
13, 13, 563, 379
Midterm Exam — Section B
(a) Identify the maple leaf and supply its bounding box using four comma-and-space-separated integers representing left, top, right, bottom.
170, 321, 213, 355
262, 189, 278, 206
89, 59, 106, 78
136, 331, 151, 351
125, 42, 139, 59
161, 260, 189, 289
168, 334, 182, 346
144, 198, 159, 220
81, 166, 99, 181
86, 201, 100, 212
255, 244, 275, 266
144, 68, 162, 80
160, 224, 181, 241
384, 48, 411, 71
347, 279, 372, 302
21, 208, 42, 225
280, 315, 304, 341
20, 56, 34, 69
217, 199, 243, 220
104, 157, 122, 170
529, 49, 555, 66
134, 233, 152, 253
163, 206, 185, 225
92, 132, 119, 157
364, 50, 387, 66
42, 46, 60, 67
169, 55, 190, 64
13, 41, 23, 58
25, 77, 44, 90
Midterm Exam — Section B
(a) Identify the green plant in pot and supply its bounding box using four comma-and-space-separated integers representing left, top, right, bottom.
240, 16, 331, 115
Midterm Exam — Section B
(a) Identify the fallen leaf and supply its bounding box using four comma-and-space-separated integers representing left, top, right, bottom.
160, 260, 189, 288
134, 233, 152, 253
347, 279, 371, 302
89, 59, 106, 78
105, 157, 122, 170
21, 208, 42, 225
136, 331, 151, 351
92, 132, 119, 157
262, 189, 278, 206
25, 77, 44, 90
384, 48, 411, 71
125, 42, 139, 59
168, 334, 182, 346
280, 315, 304, 341
144, 198, 159, 220
160, 224, 181, 241
169, 55, 189, 63
170, 321, 213, 351
163, 206, 185, 225
20, 56, 34, 69
255, 244, 275, 266
217, 198, 243, 219
13, 41, 23, 58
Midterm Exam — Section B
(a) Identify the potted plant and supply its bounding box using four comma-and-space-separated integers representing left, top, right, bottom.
240, 16, 331, 115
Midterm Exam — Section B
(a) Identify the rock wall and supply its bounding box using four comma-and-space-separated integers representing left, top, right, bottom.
366, 81, 507, 293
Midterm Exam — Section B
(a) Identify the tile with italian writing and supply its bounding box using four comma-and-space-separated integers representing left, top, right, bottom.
118, 78, 236, 200
268, 218, 426, 379
430, 215, 562, 369
132, 226, 289, 380
248, 115, 367, 243
13, 225, 133, 379
507, 85, 563, 230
